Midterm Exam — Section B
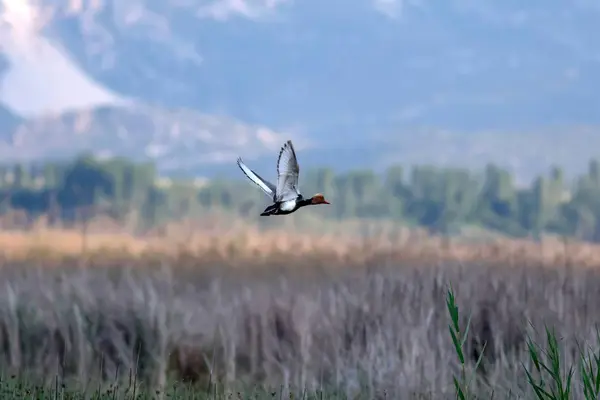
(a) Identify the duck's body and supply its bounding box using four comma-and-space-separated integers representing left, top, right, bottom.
259, 195, 313, 216
237, 140, 330, 216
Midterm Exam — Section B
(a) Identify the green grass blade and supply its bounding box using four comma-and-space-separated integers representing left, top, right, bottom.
453, 377, 466, 400
523, 365, 552, 400
460, 314, 472, 351
527, 339, 542, 373
449, 326, 465, 364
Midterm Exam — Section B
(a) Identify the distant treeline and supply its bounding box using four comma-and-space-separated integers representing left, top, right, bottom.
1, 154, 600, 241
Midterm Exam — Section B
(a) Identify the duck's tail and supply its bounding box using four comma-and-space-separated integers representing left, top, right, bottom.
260, 203, 279, 216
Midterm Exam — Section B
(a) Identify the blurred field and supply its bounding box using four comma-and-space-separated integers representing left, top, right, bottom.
1, 219, 600, 397
2, 218, 600, 269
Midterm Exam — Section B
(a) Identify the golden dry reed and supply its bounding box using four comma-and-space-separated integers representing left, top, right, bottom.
0, 214, 599, 269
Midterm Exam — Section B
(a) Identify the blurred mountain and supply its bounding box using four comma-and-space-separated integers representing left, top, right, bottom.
0, 0, 598, 179
0, 104, 295, 173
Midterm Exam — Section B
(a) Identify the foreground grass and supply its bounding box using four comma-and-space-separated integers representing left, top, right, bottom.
0, 377, 365, 400
0, 373, 429, 399
0, 256, 600, 398
446, 285, 600, 400
1, 286, 599, 399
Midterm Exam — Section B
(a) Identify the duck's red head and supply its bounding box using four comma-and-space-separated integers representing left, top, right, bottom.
311, 193, 330, 205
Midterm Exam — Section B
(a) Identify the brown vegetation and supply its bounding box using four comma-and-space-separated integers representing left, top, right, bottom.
1, 216, 600, 269
0, 217, 599, 397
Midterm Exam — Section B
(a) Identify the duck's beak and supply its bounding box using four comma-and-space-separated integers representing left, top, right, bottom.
323, 200, 330, 204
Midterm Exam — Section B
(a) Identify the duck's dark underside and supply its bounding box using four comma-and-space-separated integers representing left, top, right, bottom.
260, 197, 313, 216
260, 203, 293, 216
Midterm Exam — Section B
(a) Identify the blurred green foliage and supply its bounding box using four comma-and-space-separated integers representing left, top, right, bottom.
1, 154, 600, 242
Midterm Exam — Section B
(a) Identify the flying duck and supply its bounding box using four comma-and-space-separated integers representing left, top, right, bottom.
237, 140, 330, 216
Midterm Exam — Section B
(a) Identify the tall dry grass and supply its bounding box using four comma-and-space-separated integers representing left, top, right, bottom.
0, 257, 598, 398
2, 218, 600, 397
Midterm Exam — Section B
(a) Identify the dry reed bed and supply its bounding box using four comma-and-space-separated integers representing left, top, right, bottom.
0, 256, 597, 398
2, 227, 600, 269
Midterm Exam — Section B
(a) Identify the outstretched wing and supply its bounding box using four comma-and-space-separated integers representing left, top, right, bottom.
237, 157, 277, 200
275, 140, 301, 202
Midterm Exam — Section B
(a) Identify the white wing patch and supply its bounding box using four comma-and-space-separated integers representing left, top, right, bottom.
237, 157, 276, 199
275, 140, 301, 202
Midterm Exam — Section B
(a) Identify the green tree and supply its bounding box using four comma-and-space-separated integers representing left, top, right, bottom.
58, 155, 113, 213
383, 165, 406, 219
12, 164, 24, 188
